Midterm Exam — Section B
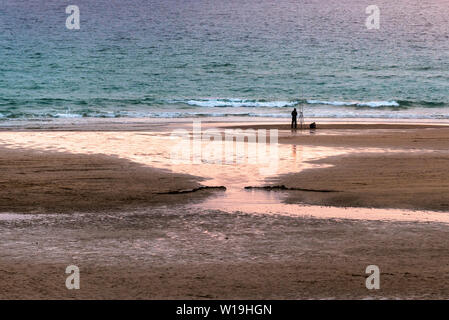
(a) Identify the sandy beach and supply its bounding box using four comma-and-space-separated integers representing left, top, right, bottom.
0, 147, 215, 214
1, 120, 449, 299
223, 123, 449, 211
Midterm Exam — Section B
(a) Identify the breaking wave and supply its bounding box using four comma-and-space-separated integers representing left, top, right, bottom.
306, 100, 400, 108
171, 98, 403, 108
169, 99, 299, 108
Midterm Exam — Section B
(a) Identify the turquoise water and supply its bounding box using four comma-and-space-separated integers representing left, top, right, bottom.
1, 0, 449, 120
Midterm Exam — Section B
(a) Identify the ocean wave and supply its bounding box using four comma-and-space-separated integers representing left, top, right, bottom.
52, 111, 290, 118
306, 100, 400, 108
1, 97, 449, 121
169, 99, 299, 108
171, 98, 405, 108
2, 109, 449, 120
397, 100, 447, 108
2, 97, 447, 112
54, 113, 84, 118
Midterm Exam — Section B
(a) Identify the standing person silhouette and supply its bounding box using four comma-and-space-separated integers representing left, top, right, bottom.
291, 108, 298, 129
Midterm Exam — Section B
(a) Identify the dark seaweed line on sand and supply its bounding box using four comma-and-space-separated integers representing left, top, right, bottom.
156, 186, 227, 195
244, 185, 339, 193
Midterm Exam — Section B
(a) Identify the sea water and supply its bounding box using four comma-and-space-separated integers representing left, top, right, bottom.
1, 0, 449, 121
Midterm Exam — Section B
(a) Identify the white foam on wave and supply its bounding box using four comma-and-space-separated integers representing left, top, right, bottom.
358, 101, 400, 107
307, 100, 355, 106
172, 99, 298, 108
55, 113, 84, 118
307, 100, 400, 107
171, 98, 400, 108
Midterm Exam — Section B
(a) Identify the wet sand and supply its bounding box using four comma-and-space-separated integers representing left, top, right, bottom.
222, 122, 449, 150
223, 122, 449, 211
1, 120, 449, 299
0, 147, 214, 214
274, 152, 449, 212
1, 210, 449, 299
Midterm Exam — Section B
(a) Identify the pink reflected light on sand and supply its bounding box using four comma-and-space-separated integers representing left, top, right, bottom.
0, 129, 448, 223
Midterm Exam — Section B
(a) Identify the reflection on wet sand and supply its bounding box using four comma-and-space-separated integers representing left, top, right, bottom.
0, 129, 447, 223
2, 123, 449, 299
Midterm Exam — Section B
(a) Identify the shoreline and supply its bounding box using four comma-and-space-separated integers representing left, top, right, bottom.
2, 117, 449, 132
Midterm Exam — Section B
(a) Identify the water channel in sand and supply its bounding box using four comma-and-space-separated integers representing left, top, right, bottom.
0, 128, 448, 223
